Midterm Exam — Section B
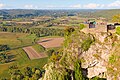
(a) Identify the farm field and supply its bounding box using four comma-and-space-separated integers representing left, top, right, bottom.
0, 32, 49, 79
0, 32, 64, 79
0, 32, 38, 49
0, 48, 48, 78
38, 37, 64, 48
23, 46, 47, 59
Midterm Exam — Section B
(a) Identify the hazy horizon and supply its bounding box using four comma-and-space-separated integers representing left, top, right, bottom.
0, 0, 120, 9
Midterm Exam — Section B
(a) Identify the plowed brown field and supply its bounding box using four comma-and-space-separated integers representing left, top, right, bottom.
38, 37, 64, 48
23, 46, 47, 59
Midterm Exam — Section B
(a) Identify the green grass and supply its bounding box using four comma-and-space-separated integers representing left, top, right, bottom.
32, 44, 45, 53
0, 48, 48, 79
0, 33, 64, 79
81, 37, 94, 51
46, 47, 62, 57
39, 36, 63, 40
14, 48, 48, 68
116, 27, 120, 35
0, 32, 38, 49
0, 32, 48, 79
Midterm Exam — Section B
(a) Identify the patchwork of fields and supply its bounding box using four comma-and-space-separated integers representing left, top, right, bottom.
0, 32, 64, 78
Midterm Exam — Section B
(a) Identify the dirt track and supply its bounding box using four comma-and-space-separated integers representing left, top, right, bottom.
23, 46, 47, 60
38, 37, 64, 48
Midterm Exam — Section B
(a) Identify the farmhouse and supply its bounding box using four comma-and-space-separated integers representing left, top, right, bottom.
87, 19, 96, 28
89, 21, 96, 28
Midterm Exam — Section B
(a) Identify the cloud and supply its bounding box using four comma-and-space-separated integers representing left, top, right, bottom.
70, 4, 81, 8
108, 0, 120, 7
0, 3, 6, 8
46, 5, 55, 8
24, 4, 38, 9
83, 3, 100, 9
100, 4, 105, 8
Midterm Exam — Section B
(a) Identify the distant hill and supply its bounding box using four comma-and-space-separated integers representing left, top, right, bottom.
0, 9, 96, 18
92, 9, 120, 19
0, 9, 120, 19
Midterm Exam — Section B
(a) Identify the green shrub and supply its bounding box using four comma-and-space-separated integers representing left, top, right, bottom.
0, 45, 10, 51
79, 24, 86, 30
116, 27, 120, 35
91, 76, 106, 80
0, 53, 10, 64
73, 60, 85, 80
109, 54, 117, 64
46, 49, 55, 57
9, 66, 43, 80
81, 37, 94, 51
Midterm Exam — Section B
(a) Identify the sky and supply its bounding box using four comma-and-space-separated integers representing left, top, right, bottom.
0, 0, 120, 9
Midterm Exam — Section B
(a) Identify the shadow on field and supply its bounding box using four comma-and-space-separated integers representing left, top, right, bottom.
40, 39, 53, 43
9, 54, 16, 62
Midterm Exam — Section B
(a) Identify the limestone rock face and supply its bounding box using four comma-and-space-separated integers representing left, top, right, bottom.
40, 31, 118, 80
95, 32, 112, 43
81, 32, 113, 78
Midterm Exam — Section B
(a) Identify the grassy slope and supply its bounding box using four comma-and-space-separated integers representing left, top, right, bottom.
0, 48, 48, 78
0, 32, 48, 78
93, 9, 120, 19
32, 44, 45, 53
0, 32, 38, 49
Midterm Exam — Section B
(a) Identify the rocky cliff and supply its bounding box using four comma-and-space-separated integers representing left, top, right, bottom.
40, 28, 120, 80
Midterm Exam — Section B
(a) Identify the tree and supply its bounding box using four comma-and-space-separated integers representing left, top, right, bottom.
74, 60, 85, 80
0, 53, 10, 64
112, 14, 120, 22
24, 67, 32, 77
65, 27, 75, 36
0, 45, 10, 51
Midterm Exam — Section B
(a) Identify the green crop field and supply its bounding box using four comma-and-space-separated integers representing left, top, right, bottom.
0, 48, 48, 78
0, 32, 48, 79
32, 44, 46, 53
0, 32, 38, 49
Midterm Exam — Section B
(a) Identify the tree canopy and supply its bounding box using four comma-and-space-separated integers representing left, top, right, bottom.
112, 14, 120, 22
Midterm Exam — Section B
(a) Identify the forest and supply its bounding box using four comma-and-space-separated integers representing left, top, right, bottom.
0, 9, 120, 19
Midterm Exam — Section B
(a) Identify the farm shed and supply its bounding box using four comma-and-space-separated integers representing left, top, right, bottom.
89, 21, 96, 28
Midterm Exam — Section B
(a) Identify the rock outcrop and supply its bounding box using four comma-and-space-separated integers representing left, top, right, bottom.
40, 29, 119, 80
81, 32, 113, 78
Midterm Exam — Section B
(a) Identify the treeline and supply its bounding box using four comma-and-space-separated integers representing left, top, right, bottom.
0, 9, 100, 19
1, 65, 45, 80
0, 26, 64, 37
0, 9, 77, 19
0, 53, 11, 64
0, 45, 10, 51
1, 9, 120, 20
